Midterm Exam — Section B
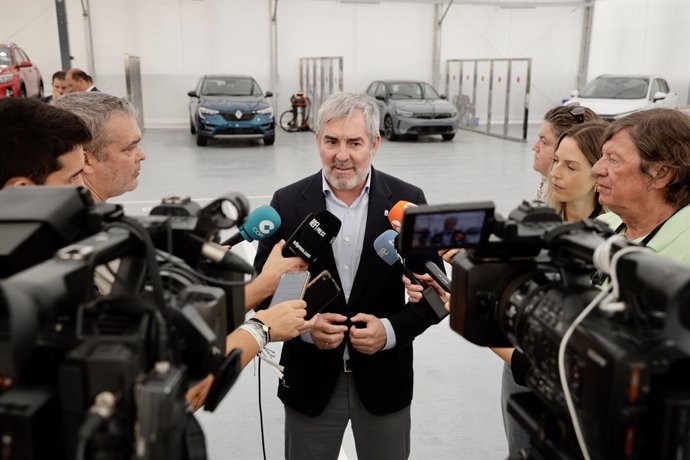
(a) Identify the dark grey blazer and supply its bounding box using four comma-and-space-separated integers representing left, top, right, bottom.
255, 167, 443, 416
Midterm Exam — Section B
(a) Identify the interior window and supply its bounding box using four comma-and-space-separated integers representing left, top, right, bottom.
16, 48, 29, 63
650, 79, 661, 100
0, 48, 11, 67
659, 79, 670, 93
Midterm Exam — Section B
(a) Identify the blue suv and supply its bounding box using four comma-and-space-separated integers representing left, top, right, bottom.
188, 75, 275, 146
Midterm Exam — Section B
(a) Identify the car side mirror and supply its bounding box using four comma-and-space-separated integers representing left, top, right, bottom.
439, 94, 447, 99
17, 61, 32, 68
265, 91, 273, 98
187, 90, 198, 98
570, 90, 579, 97
652, 91, 666, 102
375, 95, 385, 102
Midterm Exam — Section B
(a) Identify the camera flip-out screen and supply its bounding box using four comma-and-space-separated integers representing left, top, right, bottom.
399, 202, 494, 254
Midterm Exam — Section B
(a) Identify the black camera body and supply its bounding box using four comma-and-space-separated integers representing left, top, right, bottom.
400, 200, 690, 460
0, 187, 251, 460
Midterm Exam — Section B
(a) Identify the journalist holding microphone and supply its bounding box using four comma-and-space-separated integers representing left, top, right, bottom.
254, 92, 443, 460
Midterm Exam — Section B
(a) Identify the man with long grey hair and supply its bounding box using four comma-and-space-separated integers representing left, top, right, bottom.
254, 92, 443, 460
54, 92, 145, 202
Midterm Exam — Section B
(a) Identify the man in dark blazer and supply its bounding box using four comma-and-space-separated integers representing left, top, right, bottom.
66, 68, 99, 93
254, 92, 443, 460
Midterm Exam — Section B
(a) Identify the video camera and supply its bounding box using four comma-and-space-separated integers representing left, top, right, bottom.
400, 200, 690, 460
0, 186, 255, 460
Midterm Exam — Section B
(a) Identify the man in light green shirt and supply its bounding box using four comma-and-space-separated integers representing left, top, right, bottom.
592, 109, 690, 265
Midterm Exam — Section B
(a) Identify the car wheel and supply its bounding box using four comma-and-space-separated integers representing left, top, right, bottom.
442, 133, 455, 141
196, 133, 207, 146
384, 116, 398, 141
190, 119, 196, 135
263, 135, 275, 146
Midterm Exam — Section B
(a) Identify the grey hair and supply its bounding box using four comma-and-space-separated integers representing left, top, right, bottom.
53, 92, 137, 161
316, 92, 380, 144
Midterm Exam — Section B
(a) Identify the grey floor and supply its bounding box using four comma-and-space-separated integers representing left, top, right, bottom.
119, 126, 542, 460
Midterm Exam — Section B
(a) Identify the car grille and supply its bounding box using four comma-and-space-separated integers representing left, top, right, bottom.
217, 127, 261, 135
221, 111, 256, 122
407, 126, 454, 134
414, 113, 454, 119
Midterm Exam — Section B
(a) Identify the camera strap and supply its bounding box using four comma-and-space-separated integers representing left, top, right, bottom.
591, 208, 680, 286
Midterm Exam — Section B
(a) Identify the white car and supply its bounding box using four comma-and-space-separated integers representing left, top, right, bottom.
566, 74, 678, 121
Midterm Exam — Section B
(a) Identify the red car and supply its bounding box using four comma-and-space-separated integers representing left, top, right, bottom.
0, 43, 43, 99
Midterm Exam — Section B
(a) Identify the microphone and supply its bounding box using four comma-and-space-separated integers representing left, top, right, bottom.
282, 210, 342, 263
373, 230, 421, 284
220, 205, 281, 247
201, 241, 254, 274
373, 230, 448, 321
424, 261, 451, 293
387, 200, 417, 233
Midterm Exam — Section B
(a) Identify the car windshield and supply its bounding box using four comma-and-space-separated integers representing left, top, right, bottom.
387, 82, 441, 100
577, 77, 649, 99
0, 48, 11, 68
202, 77, 261, 96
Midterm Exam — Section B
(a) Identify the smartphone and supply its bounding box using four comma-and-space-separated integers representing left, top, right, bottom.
302, 270, 341, 320
269, 271, 311, 307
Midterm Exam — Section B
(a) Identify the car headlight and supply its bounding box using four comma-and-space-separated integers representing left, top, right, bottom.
257, 106, 273, 115
0, 74, 13, 84
395, 108, 414, 118
198, 106, 219, 118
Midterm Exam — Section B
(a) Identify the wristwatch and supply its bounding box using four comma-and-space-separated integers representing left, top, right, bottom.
248, 317, 271, 343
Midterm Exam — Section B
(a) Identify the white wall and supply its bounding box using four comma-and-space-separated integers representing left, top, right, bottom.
0, 0, 86, 83
3, 0, 688, 127
588, 0, 690, 105
441, 5, 585, 121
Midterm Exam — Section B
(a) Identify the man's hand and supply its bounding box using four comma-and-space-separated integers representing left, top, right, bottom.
255, 299, 309, 342
310, 313, 348, 350
439, 248, 461, 264
348, 313, 387, 355
186, 374, 214, 412
402, 273, 451, 311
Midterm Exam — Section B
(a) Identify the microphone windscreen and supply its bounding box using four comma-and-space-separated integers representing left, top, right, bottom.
373, 229, 399, 266
283, 210, 342, 262
312, 210, 342, 241
239, 205, 281, 242
388, 201, 417, 233
220, 205, 281, 246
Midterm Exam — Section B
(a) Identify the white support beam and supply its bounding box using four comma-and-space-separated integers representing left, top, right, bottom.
576, 3, 594, 90
269, 0, 278, 101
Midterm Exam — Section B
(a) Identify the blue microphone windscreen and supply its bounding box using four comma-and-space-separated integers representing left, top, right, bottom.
373, 229, 399, 266
240, 205, 282, 242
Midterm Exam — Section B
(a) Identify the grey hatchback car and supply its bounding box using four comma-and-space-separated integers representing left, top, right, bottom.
366, 80, 458, 141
